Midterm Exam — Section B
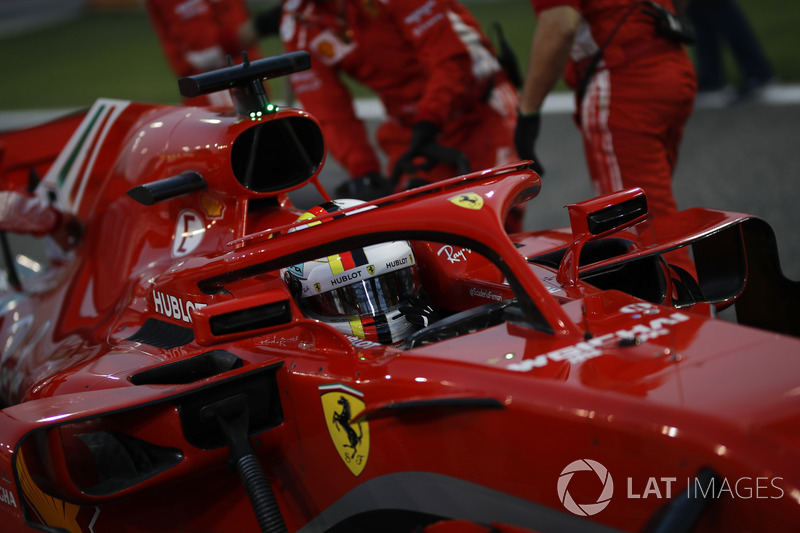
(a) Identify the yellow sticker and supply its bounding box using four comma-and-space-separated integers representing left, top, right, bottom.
319, 384, 370, 476
449, 193, 484, 210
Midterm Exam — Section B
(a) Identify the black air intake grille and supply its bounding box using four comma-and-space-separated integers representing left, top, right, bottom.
126, 318, 194, 349
130, 350, 243, 386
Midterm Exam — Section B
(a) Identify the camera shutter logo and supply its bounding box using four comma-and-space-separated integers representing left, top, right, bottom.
558, 459, 614, 516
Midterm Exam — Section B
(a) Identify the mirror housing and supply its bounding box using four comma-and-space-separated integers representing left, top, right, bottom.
557, 188, 648, 287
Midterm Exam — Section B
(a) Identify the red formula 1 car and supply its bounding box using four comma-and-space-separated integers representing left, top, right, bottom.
0, 52, 799, 533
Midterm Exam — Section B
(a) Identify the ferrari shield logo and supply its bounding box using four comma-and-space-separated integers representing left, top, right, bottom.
367, 265, 375, 275
449, 193, 484, 210
319, 383, 370, 476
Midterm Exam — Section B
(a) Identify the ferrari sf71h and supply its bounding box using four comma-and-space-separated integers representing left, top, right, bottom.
0, 52, 799, 533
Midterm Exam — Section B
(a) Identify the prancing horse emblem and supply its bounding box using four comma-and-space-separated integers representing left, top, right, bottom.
449, 192, 484, 210
319, 383, 370, 476
333, 397, 362, 453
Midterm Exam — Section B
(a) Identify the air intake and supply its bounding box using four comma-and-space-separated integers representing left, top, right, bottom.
130, 350, 243, 386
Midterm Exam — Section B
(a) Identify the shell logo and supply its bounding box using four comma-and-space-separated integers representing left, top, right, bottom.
317, 41, 335, 59
200, 194, 224, 218
557, 459, 614, 516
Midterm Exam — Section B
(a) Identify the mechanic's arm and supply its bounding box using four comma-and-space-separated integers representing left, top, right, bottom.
389, 0, 478, 171
149, 0, 228, 72
515, 6, 580, 172
400, 4, 473, 129
519, 6, 580, 114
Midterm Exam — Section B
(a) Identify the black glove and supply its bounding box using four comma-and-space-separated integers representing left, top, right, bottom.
335, 172, 391, 201
408, 120, 439, 153
397, 294, 439, 328
514, 111, 545, 176
391, 121, 440, 180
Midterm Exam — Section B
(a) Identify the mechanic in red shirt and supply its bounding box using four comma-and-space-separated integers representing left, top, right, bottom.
278, 0, 524, 231
515, 0, 697, 269
145, 0, 263, 106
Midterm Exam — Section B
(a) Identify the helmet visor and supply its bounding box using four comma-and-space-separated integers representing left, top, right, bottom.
301, 266, 419, 318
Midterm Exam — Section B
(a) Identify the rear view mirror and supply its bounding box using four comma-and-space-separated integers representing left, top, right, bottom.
558, 188, 648, 287
584, 194, 647, 236
567, 187, 647, 238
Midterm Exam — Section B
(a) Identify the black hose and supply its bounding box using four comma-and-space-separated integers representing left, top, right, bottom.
201, 394, 288, 533
236, 454, 288, 533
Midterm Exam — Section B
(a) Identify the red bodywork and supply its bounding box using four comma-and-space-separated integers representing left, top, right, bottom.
0, 57, 799, 533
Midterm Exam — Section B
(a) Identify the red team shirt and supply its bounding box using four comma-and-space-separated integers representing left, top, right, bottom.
279, 0, 519, 187
146, 0, 262, 105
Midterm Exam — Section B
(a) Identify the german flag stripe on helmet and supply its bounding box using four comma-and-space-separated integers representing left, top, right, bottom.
349, 317, 365, 338
361, 315, 393, 345
299, 201, 346, 227
342, 248, 368, 270
328, 248, 369, 275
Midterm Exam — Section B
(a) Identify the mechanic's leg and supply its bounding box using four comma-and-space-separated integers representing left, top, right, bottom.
686, 0, 726, 91
579, 67, 697, 274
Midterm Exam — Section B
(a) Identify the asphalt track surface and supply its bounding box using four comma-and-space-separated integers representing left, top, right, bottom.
2, 87, 799, 280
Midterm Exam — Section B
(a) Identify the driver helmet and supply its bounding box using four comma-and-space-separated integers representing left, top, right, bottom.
282, 199, 421, 346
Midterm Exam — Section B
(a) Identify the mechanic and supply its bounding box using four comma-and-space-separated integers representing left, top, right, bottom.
277, 0, 526, 232
282, 199, 437, 347
145, 0, 264, 106
515, 0, 697, 270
